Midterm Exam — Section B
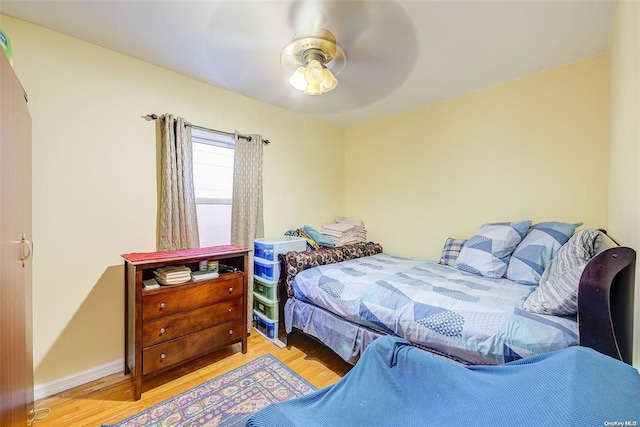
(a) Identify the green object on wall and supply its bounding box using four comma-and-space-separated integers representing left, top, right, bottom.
0, 28, 12, 64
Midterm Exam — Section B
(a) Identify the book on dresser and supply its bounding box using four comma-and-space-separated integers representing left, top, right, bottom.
121, 245, 250, 401
191, 270, 220, 281
142, 278, 160, 290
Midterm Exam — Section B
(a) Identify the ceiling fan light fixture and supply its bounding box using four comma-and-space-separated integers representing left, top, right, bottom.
288, 58, 339, 95
304, 59, 325, 84
282, 28, 345, 96
321, 68, 338, 92
289, 66, 307, 91
304, 82, 322, 96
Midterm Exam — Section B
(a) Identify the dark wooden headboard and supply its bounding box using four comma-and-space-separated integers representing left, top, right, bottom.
578, 244, 636, 364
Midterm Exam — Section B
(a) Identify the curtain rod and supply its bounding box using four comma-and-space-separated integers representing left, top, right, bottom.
142, 114, 271, 145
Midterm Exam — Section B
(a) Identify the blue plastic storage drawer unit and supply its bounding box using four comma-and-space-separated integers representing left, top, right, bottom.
253, 310, 278, 340
254, 256, 280, 283
254, 237, 306, 262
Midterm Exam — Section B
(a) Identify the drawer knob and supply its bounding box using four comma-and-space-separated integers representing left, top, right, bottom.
160, 303, 166, 309
228, 308, 232, 313
159, 328, 166, 335
228, 329, 233, 335
228, 287, 233, 293
160, 353, 166, 360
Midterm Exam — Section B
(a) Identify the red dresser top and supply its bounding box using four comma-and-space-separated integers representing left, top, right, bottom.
122, 245, 249, 264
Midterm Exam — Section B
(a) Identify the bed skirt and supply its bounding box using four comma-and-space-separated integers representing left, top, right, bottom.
285, 298, 383, 364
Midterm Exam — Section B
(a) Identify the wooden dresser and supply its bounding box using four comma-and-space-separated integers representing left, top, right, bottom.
122, 246, 249, 400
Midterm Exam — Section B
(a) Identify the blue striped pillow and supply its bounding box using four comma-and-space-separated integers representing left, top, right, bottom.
506, 221, 582, 285
454, 221, 531, 278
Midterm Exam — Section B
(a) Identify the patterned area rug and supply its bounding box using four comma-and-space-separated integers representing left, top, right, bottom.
104, 354, 317, 427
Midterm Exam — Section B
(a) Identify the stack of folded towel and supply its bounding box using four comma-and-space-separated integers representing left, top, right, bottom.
302, 225, 335, 248
320, 217, 367, 246
154, 265, 191, 286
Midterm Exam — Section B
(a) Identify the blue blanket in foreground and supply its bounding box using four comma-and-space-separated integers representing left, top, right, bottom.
246, 337, 640, 427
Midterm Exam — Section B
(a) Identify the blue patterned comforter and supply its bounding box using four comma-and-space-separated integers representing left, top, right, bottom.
292, 253, 578, 364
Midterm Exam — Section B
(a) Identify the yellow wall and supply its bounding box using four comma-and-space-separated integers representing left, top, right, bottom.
0, 15, 345, 384
608, 1, 640, 367
345, 55, 609, 259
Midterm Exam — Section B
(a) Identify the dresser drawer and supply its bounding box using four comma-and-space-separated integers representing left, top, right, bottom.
142, 298, 243, 347
143, 273, 243, 321
143, 320, 243, 375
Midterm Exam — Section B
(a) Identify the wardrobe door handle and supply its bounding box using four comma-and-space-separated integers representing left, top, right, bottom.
20, 233, 32, 267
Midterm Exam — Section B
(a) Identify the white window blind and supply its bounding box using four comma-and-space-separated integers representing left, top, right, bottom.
192, 127, 234, 247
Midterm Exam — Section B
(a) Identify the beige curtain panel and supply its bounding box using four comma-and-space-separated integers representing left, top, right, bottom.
231, 132, 265, 333
158, 114, 200, 251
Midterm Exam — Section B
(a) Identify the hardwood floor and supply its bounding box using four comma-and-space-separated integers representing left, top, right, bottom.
31, 331, 351, 426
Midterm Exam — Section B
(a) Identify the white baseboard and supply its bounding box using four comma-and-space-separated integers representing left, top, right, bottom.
34, 359, 124, 400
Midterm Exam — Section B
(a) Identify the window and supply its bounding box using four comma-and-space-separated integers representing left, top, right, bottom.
192, 127, 234, 247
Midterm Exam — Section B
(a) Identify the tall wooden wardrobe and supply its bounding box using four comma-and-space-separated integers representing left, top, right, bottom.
0, 49, 34, 425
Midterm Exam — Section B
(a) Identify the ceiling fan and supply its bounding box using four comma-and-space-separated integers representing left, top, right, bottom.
205, 0, 418, 112
280, 26, 346, 95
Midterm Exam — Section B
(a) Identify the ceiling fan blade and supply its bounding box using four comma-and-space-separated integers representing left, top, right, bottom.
287, 0, 370, 43
203, 2, 291, 87
287, 0, 326, 35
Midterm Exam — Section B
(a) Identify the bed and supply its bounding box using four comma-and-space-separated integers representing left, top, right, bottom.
277, 223, 636, 366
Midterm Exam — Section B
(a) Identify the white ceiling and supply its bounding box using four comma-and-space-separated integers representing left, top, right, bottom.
0, 0, 614, 128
